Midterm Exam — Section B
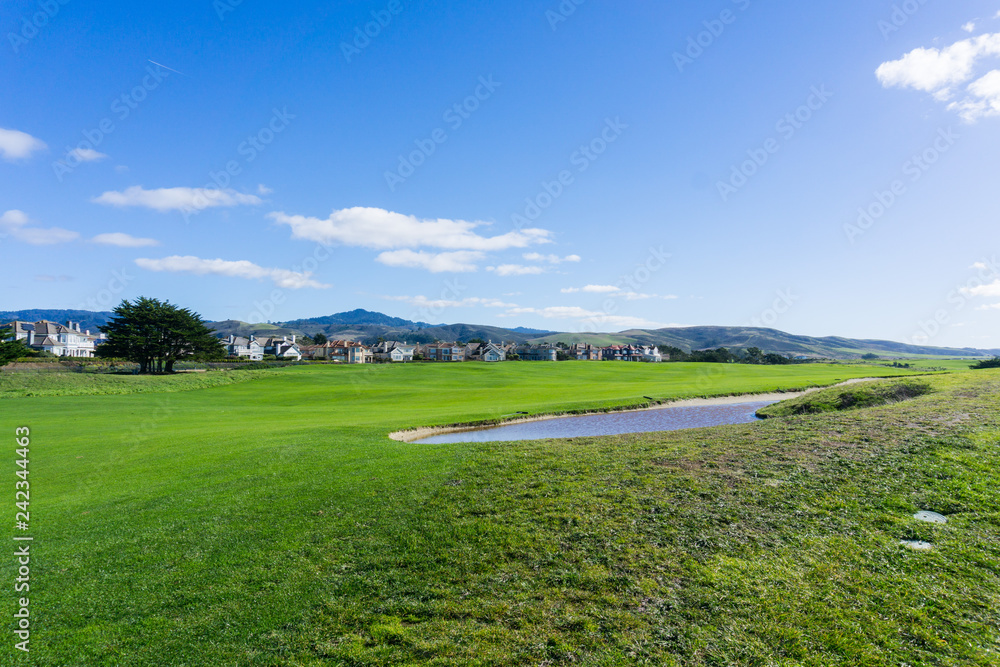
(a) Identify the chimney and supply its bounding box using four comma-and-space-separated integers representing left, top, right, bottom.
291, 334, 296, 344
27, 330, 34, 346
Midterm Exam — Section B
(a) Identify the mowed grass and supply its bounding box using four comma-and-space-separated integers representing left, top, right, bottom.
3, 362, 998, 665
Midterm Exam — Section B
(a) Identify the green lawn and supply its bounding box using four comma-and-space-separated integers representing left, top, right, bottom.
2, 362, 997, 665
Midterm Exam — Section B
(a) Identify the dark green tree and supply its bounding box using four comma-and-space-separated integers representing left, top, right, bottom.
313, 333, 328, 345
97, 298, 223, 373
0, 325, 29, 367
970, 357, 1000, 369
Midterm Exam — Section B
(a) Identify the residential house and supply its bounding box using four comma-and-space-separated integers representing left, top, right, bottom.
569, 343, 601, 361
259, 335, 303, 361
513, 344, 558, 361
218, 334, 265, 361
11, 321, 101, 358
319, 340, 371, 364
465, 341, 506, 362
372, 341, 416, 362
423, 342, 464, 362
639, 345, 663, 363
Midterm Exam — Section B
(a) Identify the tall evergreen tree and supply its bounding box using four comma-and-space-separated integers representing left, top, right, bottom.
97, 298, 223, 373
0, 325, 29, 367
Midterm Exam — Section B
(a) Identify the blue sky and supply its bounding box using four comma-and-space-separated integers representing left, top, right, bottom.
3, 0, 1000, 348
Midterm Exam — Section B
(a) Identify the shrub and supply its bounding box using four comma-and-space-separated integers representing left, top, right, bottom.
970, 357, 1000, 369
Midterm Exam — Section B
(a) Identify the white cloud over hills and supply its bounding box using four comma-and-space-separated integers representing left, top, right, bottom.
135, 255, 330, 289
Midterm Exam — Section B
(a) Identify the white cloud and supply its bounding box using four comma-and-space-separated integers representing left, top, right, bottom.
971, 262, 988, 270
0, 209, 79, 245
964, 22, 977, 33
523, 252, 581, 264
67, 148, 108, 162
961, 279, 1000, 298
487, 264, 546, 277
93, 186, 263, 213
91, 232, 160, 248
270, 207, 552, 252
385, 295, 518, 309
976, 303, 1000, 310
877, 32, 1000, 120
952, 69, 1000, 119
257, 184, 273, 195
375, 249, 484, 273
0, 128, 46, 161
561, 284, 620, 294
876, 33, 1000, 95
135, 255, 330, 289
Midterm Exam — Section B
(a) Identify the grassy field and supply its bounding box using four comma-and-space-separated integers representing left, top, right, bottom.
3, 362, 998, 665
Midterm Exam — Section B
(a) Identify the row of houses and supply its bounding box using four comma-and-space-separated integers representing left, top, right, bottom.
217, 335, 666, 365
4, 320, 666, 365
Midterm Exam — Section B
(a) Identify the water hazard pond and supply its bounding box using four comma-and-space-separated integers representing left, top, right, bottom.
410, 399, 780, 444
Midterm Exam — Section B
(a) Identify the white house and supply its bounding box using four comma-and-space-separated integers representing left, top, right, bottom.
372, 341, 416, 362
466, 341, 506, 362
640, 346, 663, 363
219, 334, 264, 361
11, 321, 100, 358
260, 335, 302, 361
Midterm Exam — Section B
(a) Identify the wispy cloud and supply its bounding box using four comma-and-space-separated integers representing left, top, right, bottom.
270, 206, 552, 252
135, 255, 330, 289
877, 32, 1000, 121
487, 264, 546, 276
523, 252, 581, 264
561, 284, 678, 300
67, 148, 108, 162
0, 128, 46, 161
91, 232, 160, 248
0, 209, 79, 245
961, 279, 1000, 298
93, 186, 262, 213
384, 295, 518, 309
561, 284, 619, 294
502, 304, 671, 330
375, 250, 484, 273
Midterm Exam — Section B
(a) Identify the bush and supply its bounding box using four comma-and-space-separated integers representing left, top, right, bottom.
970, 357, 1000, 369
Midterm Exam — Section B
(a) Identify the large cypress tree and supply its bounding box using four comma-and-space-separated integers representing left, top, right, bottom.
97, 297, 223, 373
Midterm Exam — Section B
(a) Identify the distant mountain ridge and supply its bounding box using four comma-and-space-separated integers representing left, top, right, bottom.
5, 308, 999, 359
